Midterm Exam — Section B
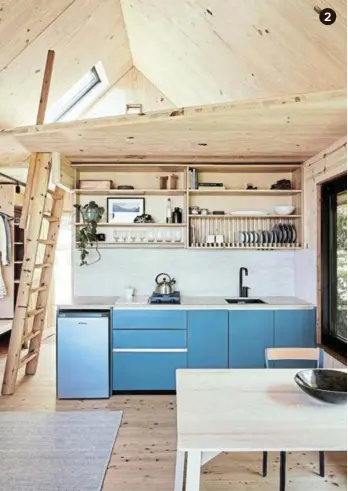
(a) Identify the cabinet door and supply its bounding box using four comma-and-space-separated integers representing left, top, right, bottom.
113, 310, 186, 330
188, 310, 228, 368
274, 310, 316, 348
112, 352, 186, 390
274, 309, 316, 368
229, 310, 274, 368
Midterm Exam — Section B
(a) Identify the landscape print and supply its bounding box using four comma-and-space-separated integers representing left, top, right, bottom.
107, 197, 145, 223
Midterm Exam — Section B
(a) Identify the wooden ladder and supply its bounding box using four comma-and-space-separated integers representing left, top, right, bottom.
1, 153, 65, 395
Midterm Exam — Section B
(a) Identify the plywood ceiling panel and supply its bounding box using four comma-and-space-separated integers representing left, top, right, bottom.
1, 89, 345, 163
0, 0, 75, 72
121, 0, 346, 107
80, 67, 175, 119
0, 0, 132, 127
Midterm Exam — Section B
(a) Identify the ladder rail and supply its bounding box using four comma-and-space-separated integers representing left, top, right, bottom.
1, 154, 62, 395
26, 187, 65, 375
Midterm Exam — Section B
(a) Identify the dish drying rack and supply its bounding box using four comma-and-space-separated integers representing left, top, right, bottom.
189, 216, 301, 249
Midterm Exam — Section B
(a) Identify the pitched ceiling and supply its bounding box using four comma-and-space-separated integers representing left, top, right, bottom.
0, 0, 132, 127
121, 0, 346, 106
0, 0, 346, 129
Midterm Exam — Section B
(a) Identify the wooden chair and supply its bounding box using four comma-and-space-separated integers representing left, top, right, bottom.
262, 347, 324, 491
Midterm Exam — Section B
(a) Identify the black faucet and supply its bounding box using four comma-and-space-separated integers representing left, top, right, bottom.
239, 267, 250, 297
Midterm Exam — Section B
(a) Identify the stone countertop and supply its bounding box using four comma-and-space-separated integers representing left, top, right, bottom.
58, 296, 314, 310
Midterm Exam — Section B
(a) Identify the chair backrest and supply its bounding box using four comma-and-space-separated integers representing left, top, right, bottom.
265, 347, 321, 368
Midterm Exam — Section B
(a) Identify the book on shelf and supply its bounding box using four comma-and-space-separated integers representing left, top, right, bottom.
189, 168, 199, 190
198, 183, 225, 188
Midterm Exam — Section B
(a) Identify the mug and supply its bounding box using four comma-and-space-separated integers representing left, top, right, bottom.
125, 286, 135, 299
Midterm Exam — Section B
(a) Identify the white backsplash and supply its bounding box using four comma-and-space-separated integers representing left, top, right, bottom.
294, 249, 317, 304
73, 249, 296, 297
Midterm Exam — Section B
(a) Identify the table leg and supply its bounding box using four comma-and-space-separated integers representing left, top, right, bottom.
319, 451, 325, 477
280, 451, 286, 491
174, 450, 186, 491
185, 451, 202, 491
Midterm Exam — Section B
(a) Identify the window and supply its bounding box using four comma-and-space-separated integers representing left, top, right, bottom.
45, 62, 108, 123
321, 174, 347, 358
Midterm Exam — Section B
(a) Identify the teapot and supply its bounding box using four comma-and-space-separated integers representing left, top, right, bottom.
155, 273, 176, 295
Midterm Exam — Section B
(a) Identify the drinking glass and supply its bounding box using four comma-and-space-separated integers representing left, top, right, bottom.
156, 230, 163, 243
165, 230, 172, 243
113, 230, 120, 242
121, 230, 128, 242
148, 230, 155, 243
175, 229, 182, 243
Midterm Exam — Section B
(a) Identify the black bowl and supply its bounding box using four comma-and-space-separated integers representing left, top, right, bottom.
294, 369, 347, 404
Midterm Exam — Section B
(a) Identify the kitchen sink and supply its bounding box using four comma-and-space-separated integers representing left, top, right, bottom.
225, 298, 267, 304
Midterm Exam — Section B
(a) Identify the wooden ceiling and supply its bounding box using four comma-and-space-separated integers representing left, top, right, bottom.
1, 89, 346, 164
0, 0, 132, 128
0, 0, 346, 130
121, 0, 347, 106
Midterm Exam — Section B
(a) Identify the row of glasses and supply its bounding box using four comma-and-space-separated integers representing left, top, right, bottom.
113, 229, 183, 243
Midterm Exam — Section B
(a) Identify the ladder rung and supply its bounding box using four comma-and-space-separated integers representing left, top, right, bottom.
20, 351, 38, 368
23, 330, 41, 342
34, 263, 51, 269
30, 286, 47, 294
38, 240, 54, 245
47, 190, 64, 200
43, 214, 59, 222
27, 307, 45, 318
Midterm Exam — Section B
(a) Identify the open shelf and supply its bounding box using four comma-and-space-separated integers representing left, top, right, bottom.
77, 242, 186, 249
188, 214, 302, 219
189, 189, 302, 196
74, 222, 187, 227
73, 189, 186, 196
189, 245, 302, 250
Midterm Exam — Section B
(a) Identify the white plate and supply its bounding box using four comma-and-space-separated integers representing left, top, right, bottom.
229, 211, 268, 216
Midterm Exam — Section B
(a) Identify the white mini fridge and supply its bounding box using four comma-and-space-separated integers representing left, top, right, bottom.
57, 310, 110, 399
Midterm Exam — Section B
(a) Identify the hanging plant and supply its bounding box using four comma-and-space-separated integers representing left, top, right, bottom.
74, 201, 105, 266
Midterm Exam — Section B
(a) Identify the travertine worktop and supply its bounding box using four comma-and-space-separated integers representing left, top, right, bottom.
58, 296, 314, 310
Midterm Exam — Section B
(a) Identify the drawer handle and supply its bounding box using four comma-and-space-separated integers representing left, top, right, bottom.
113, 348, 187, 353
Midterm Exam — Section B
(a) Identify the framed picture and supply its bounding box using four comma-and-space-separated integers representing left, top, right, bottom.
107, 197, 145, 223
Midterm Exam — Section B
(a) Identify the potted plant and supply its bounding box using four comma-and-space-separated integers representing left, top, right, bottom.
74, 201, 105, 266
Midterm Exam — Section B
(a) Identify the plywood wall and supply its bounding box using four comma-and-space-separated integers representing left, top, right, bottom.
80, 67, 175, 119
303, 137, 347, 250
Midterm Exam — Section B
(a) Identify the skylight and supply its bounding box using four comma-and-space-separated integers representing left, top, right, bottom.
45, 62, 108, 123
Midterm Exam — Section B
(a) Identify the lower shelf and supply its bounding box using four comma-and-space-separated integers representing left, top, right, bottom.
189, 244, 302, 250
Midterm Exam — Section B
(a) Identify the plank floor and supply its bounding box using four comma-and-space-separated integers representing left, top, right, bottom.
0, 334, 346, 490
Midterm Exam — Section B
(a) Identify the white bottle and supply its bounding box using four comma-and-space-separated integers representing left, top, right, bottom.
166, 198, 172, 223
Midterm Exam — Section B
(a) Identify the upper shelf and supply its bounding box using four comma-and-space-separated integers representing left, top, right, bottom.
73, 189, 186, 196
189, 189, 302, 196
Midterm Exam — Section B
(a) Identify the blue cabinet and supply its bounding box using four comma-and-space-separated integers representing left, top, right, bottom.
113, 310, 186, 330
113, 352, 186, 391
112, 309, 187, 390
229, 310, 274, 368
188, 311, 228, 368
274, 309, 316, 348
113, 329, 186, 349
273, 309, 317, 368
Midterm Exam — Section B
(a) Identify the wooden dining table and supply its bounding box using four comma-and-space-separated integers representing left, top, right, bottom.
175, 368, 347, 491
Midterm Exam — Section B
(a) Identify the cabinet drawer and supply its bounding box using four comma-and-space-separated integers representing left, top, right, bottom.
112, 310, 186, 330
112, 352, 186, 390
113, 329, 187, 350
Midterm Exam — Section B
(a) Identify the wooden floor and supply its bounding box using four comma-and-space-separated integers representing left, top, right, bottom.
0, 334, 346, 491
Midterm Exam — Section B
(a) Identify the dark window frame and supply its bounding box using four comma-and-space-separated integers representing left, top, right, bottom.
321, 173, 347, 359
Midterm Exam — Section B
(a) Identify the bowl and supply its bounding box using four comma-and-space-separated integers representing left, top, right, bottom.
273, 205, 295, 215
294, 369, 347, 404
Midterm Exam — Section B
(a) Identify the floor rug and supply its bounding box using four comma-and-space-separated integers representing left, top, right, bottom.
0, 411, 122, 490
